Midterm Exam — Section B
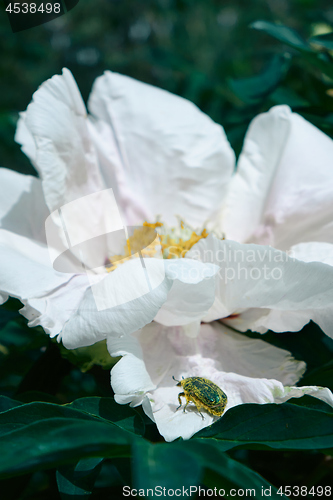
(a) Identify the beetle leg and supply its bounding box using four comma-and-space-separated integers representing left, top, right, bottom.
183, 399, 190, 413
195, 404, 205, 420
176, 392, 185, 411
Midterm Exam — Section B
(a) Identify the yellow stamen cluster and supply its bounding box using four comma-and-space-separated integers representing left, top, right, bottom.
106, 221, 208, 271
160, 227, 208, 259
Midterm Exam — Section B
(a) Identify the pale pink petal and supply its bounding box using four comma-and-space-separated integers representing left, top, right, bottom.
221, 106, 333, 250
88, 71, 235, 227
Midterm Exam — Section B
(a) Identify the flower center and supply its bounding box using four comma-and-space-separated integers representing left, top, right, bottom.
106, 221, 208, 271
156, 221, 208, 259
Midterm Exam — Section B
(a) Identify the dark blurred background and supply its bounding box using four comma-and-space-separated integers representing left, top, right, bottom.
1, 0, 333, 172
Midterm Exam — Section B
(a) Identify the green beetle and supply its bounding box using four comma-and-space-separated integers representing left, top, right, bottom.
173, 376, 227, 418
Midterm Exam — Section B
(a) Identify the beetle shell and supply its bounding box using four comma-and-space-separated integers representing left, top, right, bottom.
175, 376, 227, 417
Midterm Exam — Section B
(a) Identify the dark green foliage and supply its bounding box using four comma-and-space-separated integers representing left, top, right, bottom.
310, 32, 333, 50
56, 457, 104, 500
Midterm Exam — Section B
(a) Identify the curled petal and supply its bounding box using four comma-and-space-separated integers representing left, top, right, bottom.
155, 259, 218, 326
223, 241, 333, 337
187, 235, 333, 337
60, 257, 218, 349
15, 68, 106, 214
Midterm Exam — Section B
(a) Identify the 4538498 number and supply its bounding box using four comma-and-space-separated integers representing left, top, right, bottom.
277, 486, 331, 496
5, 3, 61, 14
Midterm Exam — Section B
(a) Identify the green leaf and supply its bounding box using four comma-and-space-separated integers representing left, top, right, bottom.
185, 441, 287, 499
0, 418, 134, 479
229, 55, 289, 104
0, 398, 146, 479
251, 21, 333, 79
194, 401, 333, 451
67, 397, 145, 436
301, 52, 333, 80
0, 398, 144, 438
132, 440, 202, 493
132, 440, 285, 497
56, 457, 104, 499
310, 32, 333, 51
287, 395, 333, 412
300, 360, 333, 392
0, 395, 22, 412
251, 21, 311, 51
270, 86, 310, 108
0, 401, 101, 437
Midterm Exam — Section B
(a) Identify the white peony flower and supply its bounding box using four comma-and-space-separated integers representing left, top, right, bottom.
108, 321, 333, 441
0, 68, 332, 345
2, 68, 333, 440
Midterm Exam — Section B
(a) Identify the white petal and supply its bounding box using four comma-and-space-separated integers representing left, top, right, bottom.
15, 68, 106, 214
60, 257, 217, 349
20, 274, 90, 338
109, 321, 311, 441
88, 71, 235, 227
15, 112, 36, 164
0, 229, 71, 300
0, 293, 8, 305
151, 322, 305, 386
221, 106, 333, 249
202, 323, 306, 384
275, 385, 333, 407
222, 307, 308, 335
0, 168, 48, 242
86, 118, 150, 225
188, 236, 333, 337
0, 228, 86, 336
109, 334, 156, 404
289, 241, 333, 266
154, 258, 218, 326
224, 241, 333, 336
